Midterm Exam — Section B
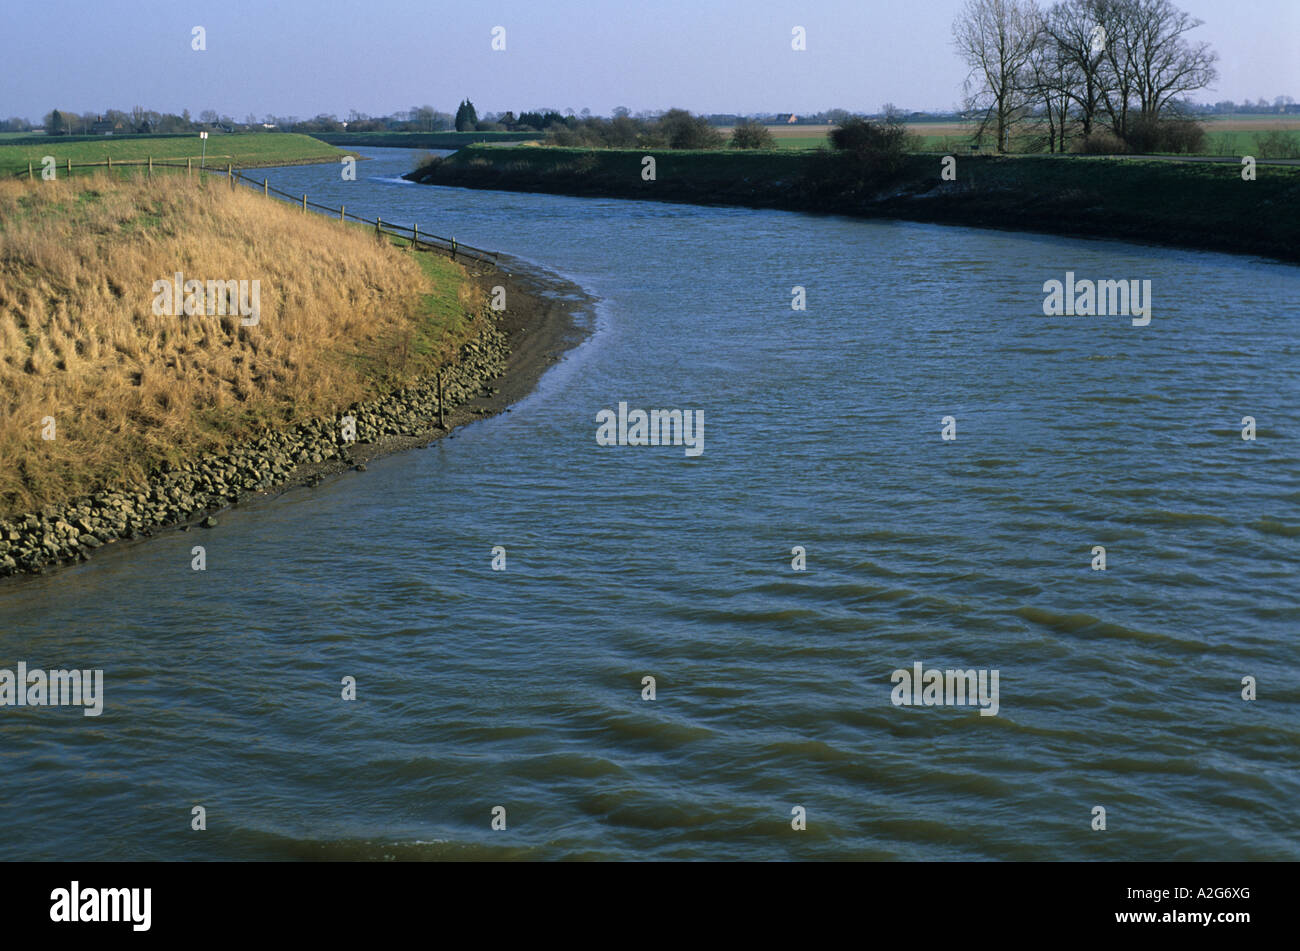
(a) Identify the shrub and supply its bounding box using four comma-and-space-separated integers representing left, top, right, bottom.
1074, 130, 1130, 154
531, 109, 726, 150
830, 116, 904, 152
546, 128, 588, 147
413, 153, 444, 174
729, 120, 775, 149
827, 116, 910, 177
1255, 129, 1300, 159
1160, 119, 1206, 154
657, 109, 725, 149
1124, 117, 1205, 154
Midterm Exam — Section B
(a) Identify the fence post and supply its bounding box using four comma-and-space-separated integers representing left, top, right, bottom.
67, 158, 72, 178
376, 217, 382, 239
340, 205, 345, 222
411, 223, 418, 250
302, 194, 307, 213
187, 157, 192, 179
27, 161, 32, 180
264, 178, 268, 196
227, 164, 233, 190
438, 371, 446, 429
148, 156, 152, 177
107, 156, 112, 171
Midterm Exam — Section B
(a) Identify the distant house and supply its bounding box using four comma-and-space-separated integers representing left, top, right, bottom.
90, 114, 127, 135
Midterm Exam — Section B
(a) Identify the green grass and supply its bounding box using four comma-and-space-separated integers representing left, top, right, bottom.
312, 210, 479, 383
773, 133, 963, 151
768, 121, 1300, 156
772, 135, 829, 149
771, 133, 976, 150
339, 233, 478, 385
1200, 129, 1300, 157
410, 251, 474, 355
311, 130, 540, 149
0, 132, 352, 177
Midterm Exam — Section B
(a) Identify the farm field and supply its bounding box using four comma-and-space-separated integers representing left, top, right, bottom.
0, 132, 350, 177
719, 116, 1300, 155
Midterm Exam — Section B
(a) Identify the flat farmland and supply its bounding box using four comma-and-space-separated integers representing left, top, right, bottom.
720, 116, 1300, 154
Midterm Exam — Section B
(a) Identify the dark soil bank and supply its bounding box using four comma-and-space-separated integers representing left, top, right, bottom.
0, 257, 593, 579
407, 146, 1300, 264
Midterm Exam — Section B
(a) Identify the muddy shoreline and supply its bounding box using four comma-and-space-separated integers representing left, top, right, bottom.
0, 254, 595, 581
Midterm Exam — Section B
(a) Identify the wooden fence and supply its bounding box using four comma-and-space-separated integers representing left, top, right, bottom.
14, 157, 500, 265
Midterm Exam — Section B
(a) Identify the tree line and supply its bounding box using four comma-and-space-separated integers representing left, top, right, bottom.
953, 0, 1220, 153
32, 107, 231, 136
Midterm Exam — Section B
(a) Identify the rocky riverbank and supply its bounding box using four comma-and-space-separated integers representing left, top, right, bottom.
0, 256, 593, 579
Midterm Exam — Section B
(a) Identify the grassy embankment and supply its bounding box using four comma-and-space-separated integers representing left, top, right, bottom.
408, 145, 1300, 263
310, 131, 539, 149
0, 132, 353, 177
0, 172, 483, 516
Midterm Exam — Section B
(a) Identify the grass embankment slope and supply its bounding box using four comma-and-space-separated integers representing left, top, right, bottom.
0, 173, 482, 515
409, 146, 1300, 263
0, 133, 352, 177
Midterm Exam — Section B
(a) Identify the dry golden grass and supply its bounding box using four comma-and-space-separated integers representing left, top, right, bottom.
0, 171, 481, 514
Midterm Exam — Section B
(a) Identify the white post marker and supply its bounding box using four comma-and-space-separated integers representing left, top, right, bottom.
199, 130, 208, 169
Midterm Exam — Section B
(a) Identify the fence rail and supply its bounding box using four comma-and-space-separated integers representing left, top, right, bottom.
13, 157, 501, 265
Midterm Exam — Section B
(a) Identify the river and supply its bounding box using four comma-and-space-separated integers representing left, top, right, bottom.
1, 147, 1296, 860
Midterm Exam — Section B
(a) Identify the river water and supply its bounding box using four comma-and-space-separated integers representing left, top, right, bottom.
2, 148, 1296, 860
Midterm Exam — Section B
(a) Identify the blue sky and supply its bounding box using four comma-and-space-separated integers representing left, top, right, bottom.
1, 0, 1295, 119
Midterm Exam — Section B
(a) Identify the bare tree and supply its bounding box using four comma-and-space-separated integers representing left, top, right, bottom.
412, 105, 437, 132
1087, 0, 1218, 139
1025, 12, 1080, 152
1093, 0, 1151, 138
953, 0, 1042, 151
1127, 0, 1218, 121
1043, 0, 1108, 136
